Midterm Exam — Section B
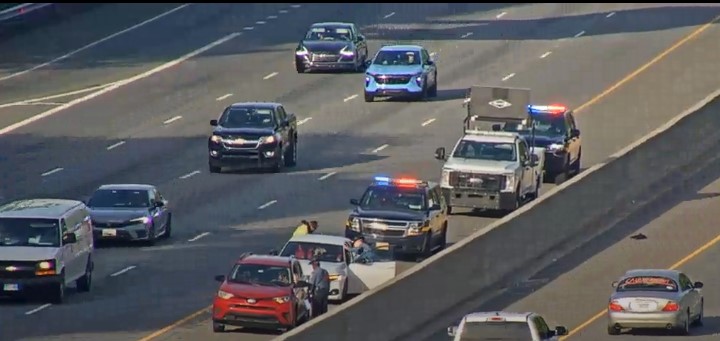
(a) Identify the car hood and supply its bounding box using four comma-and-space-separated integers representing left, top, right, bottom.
610, 291, 680, 301
443, 158, 517, 174
299, 262, 345, 278
222, 282, 291, 299
353, 208, 425, 221
366, 65, 423, 76
301, 40, 352, 53
517, 134, 565, 148
88, 208, 149, 223
213, 127, 275, 139
0, 246, 59, 261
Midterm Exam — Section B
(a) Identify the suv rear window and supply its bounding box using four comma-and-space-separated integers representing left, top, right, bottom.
459, 321, 530, 340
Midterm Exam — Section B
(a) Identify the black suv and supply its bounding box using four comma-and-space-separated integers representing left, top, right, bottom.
208, 102, 297, 173
345, 177, 448, 259
295, 21, 368, 73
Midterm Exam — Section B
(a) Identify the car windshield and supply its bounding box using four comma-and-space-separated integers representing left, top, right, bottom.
458, 321, 531, 340
0, 218, 60, 247
502, 114, 567, 138
304, 25, 352, 41
359, 186, 425, 211
229, 263, 292, 287
453, 140, 517, 162
373, 50, 421, 66
218, 107, 275, 129
280, 242, 344, 263
617, 276, 679, 292
88, 189, 151, 208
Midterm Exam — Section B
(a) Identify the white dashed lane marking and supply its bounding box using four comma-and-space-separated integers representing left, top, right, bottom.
216, 93, 232, 101
267, 15, 277, 20
41, 167, 63, 177
298, 117, 312, 125
501, 73, 515, 81
461, 32, 473, 38
258, 200, 277, 210
606, 12, 615, 18
256, 21, 266, 25
106, 141, 126, 150
188, 232, 210, 242
279, 9, 288, 14
263, 72, 279, 80
290, 4, 301, 8
372, 144, 389, 153
496, 11, 507, 19
318, 171, 337, 181
25, 304, 52, 315
243, 26, 254, 31
574, 30, 585, 38
383, 12, 395, 19
163, 115, 182, 125
178, 170, 201, 179
540, 51, 552, 59
421, 118, 436, 127
110, 265, 136, 277
343, 94, 358, 102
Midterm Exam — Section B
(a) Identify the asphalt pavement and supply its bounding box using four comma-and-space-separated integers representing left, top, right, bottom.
0, 3, 719, 341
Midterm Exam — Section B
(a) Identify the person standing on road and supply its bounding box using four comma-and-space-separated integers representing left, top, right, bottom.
308, 257, 330, 317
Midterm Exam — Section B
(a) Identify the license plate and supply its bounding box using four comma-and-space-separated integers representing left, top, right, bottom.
369, 223, 388, 230
3, 283, 19, 291
375, 242, 390, 248
102, 229, 117, 237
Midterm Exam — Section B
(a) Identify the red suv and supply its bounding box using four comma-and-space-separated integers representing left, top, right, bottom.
212, 253, 312, 332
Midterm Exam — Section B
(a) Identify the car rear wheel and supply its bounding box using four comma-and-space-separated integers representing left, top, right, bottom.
295, 63, 305, 74
208, 163, 222, 174
76, 257, 92, 292
212, 322, 225, 333
676, 312, 690, 335
571, 148, 582, 175
284, 139, 297, 167
428, 74, 438, 97
607, 326, 620, 335
164, 214, 172, 239
692, 299, 704, 326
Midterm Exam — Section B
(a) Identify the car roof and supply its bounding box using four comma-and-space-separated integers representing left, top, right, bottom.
379, 45, 424, 52
0, 199, 84, 219
228, 102, 280, 109
311, 22, 353, 27
462, 134, 518, 144
97, 184, 156, 191
623, 269, 681, 279
288, 234, 351, 246
463, 311, 532, 323
238, 254, 293, 267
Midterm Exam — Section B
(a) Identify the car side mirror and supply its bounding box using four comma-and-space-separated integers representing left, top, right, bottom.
365, 60, 372, 67
447, 326, 458, 337
295, 280, 311, 288
555, 326, 568, 336
694, 281, 704, 289
210, 119, 218, 126
357, 35, 365, 42
434, 147, 446, 160
426, 60, 434, 66
214, 275, 226, 282
611, 280, 619, 288
492, 123, 502, 131
154, 201, 165, 208
570, 128, 580, 138
430, 204, 441, 211
530, 154, 539, 166
269, 249, 279, 256
350, 198, 359, 206
62, 233, 77, 244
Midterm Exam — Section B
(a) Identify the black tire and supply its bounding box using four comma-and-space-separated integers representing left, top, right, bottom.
75, 257, 92, 293
417, 82, 428, 101
341, 279, 349, 302
295, 63, 305, 74
164, 214, 172, 239
607, 326, 620, 335
529, 176, 541, 199
420, 233, 433, 259
272, 148, 285, 173
692, 299, 704, 326
49, 273, 66, 304
438, 224, 447, 251
212, 322, 225, 333
447, 206, 453, 215
208, 163, 222, 174
571, 148, 582, 175
145, 225, 157, 246
676, 312, 690, 335
285, 138, 297, 167
364, 92, 374, 102
429, 73, 438, 97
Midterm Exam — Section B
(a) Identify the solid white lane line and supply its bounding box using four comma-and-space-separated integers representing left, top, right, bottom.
383, 12, 395, 19
0, 83, 116, 109
0, 4, 191, 82
41, 167, 63, 177
25, 304, 52, 315
216, 93, 232, 101
110, 265, 137, 277
318, 171, 337, 181
30, 102, 64, 106
263, 72, 279, 80
187, 232, 210, 242
372, 144, 389, 153
297, 117, 312, 125
106, 141, 126, 150
606, 12, 615, 18
574, 30, 585, 38
496, 11, 507, 19
502, 73, 515, 81
421, 118, 436, 127
243, 26, 254, 31
461, 32, 473, 38
163, 115, 182, 125
178, 170, 201, 179
0, 32, 241, 137
343, 94, 358, 102
540, 51, 552, 59
257, 200, 277, 210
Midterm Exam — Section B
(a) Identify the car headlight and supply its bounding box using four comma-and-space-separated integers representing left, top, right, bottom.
503, 175, 515, 192
295, 46, 309, 56
340, 46, 355, 57
407, 221, 428, 236
441, 169, 451, 187
348, 217, 360, 231
548, 143, 564, 152
217, 290, 234, 299
260, 135, 276, 144
210, 135, 222, 143
414, 73, 423, 85
328, 274, 342, 281
273, 296, 291, 304
130, 216, 151, 224
35, 260, 56, 276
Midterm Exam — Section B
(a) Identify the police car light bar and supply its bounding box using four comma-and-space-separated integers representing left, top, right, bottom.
373, 176, 426, 186
528, 104, 567, 115
464, 129, 518, 138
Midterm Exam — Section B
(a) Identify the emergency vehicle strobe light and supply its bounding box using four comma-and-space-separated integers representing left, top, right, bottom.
527, 104, 567, 115
373, 176, 425, 187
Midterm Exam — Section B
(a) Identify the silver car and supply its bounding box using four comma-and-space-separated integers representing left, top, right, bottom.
607, 269, 704, 335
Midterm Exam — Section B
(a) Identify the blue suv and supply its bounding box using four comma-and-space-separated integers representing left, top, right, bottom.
364, 44, 438, 102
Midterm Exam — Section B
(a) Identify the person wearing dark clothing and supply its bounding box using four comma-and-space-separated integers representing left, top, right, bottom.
308, 257, 330, 317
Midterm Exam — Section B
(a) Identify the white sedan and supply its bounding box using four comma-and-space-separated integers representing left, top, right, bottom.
276, 234, 402, 302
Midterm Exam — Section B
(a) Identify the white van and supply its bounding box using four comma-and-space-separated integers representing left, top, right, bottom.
0, 199, 94, 303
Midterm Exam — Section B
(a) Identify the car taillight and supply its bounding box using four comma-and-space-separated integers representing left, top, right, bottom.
662, 301, 680, 312
608, 300, 624, 312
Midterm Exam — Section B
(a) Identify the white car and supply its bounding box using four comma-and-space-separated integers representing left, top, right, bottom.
448, 311, 568, 341
276, 234, 400, 302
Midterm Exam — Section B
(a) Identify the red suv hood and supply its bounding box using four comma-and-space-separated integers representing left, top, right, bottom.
221, 282, 292, 299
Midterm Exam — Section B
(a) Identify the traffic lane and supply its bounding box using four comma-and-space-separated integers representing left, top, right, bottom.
420, 138, 720, 341
0, 3, 577, 202
0, 3, 302, 103
505, 5, 720, 164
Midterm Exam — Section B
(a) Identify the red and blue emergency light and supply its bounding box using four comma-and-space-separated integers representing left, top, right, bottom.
527, 104, 567, 115
373, 176, 425, 187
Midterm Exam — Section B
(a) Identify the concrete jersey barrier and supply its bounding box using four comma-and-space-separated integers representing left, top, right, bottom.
276, 88, 720, 341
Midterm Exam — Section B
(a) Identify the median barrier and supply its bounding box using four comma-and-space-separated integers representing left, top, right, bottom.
276, 88, 720, 341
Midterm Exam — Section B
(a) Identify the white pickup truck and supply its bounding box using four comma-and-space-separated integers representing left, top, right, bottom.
448, 311, 569, 341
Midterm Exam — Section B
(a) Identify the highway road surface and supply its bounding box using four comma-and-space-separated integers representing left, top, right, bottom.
0, 3, 719, 341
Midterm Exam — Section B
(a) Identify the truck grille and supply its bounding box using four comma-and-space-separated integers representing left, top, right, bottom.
360, 218, 408, 237
0, 261, 37, 279
311, 53, 339, 62
449, 172, 504, 191
374, 75, 412, 85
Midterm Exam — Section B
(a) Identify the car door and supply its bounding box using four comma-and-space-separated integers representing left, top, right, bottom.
275, 106, 290, 148
150, 189, 167, 233
59, 217, 80, 282
679, 273, 700, 316
426, 187, 443, 242
566, 112, 581, 163
351, 24, 367, 60
517, 140, 533, 194
71, 208, 92, 274
421, 49, 435, 84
